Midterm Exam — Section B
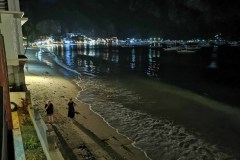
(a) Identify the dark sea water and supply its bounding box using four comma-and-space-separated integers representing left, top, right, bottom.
41, 44, 240, 160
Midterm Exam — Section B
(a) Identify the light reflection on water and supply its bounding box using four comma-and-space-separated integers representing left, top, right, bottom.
48, 44, 239, 160
131, 49, 136, 70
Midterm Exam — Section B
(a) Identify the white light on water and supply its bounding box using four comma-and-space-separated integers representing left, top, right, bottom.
64, 40, 70, 44
89, 40, 96, 45
83, 40, 96, 45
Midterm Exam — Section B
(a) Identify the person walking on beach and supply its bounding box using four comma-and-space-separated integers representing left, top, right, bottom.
45, 100, 54, 123
67, 98, 76, 119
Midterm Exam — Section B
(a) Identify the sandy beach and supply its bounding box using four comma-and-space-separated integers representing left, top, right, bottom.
24, 47, 149, 160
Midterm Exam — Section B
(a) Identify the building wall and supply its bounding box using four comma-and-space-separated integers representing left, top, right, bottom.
8, 0, 25, 55
0, 13, 19, 66
0, 13, 22, 90
0, 0, 27, 91
8, 0, 20, 11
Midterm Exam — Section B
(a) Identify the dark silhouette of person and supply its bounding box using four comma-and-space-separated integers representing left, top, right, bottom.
45, 100, 54, 123
68, 98, 76, 119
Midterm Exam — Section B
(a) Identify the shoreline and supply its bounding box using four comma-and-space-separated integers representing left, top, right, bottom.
24, 47, 149, 159
73, 75, 151, 159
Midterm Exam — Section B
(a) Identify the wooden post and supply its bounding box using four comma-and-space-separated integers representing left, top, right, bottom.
0, 34, 13, 129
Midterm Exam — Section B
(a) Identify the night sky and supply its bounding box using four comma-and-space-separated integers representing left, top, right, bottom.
20, 0, 240, 40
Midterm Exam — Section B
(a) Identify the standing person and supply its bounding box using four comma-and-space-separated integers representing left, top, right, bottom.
67, 98, 76, 119
45, 100, 54, 123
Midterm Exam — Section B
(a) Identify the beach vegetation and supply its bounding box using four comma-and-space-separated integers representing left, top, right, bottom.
18, 108, 47, 160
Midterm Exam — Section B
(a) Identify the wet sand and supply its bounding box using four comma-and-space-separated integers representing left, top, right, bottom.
24, 47, 149, 160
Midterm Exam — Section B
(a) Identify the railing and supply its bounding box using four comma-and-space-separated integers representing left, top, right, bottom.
0, 0, 8, 11
0, 34, 12, 130
0, 87, 8, 160
0, 33, 12, 159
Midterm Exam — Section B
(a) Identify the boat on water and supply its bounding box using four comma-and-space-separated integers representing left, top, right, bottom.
163, 46, 184, 52
177, 49, 196, 54
163, 42, 201, 53
120, 44, 134, 48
